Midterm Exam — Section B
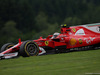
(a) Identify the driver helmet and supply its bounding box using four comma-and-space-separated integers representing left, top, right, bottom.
52, 32, 60, 39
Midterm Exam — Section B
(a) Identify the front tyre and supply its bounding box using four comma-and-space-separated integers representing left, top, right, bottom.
0, 43, 14, 52
19, 41, 39, 57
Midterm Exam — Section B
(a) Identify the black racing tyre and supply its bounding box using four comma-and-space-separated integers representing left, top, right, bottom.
19, 41, 39, 57
0, 43, 14, 52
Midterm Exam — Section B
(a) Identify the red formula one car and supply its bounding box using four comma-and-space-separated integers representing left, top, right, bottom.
0, 23, 100, 59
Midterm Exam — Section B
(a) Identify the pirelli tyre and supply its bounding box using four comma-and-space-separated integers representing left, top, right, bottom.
0, 43, 14, 52
19, 41, 39, 57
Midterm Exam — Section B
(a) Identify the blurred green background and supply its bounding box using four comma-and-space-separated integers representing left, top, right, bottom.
0, 0, 100, 47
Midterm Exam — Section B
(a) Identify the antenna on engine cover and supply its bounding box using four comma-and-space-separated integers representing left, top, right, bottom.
18, 38, 21, 43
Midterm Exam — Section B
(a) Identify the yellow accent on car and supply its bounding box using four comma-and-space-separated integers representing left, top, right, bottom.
72, 28, 76, 32
64, 24, 67, 26
25, 41, 31, 56
61, 24, 67, 27
45, 41, 49, 46
6, 45, 14, 49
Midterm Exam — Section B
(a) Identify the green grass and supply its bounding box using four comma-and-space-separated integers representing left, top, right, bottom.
0, 50, 100, 75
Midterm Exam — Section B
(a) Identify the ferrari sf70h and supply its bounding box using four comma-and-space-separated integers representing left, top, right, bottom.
0, 23, 100, 59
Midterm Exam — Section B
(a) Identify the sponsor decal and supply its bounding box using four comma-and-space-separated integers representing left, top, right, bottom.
70, 38, 77, 46
84, 37, 95, 44
72, 28, 76, 32
45, 41, 49, 46
59, 35, 67, 38
4, 52, 18, 59
60, 38, 65, 42
78, 39, 83, 44
75, 29, 85, 35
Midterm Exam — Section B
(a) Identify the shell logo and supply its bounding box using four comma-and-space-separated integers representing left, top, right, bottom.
45, 41, 49, 46
70, 38, 77, 46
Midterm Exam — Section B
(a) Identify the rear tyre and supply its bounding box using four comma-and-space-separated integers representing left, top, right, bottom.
19, 41, 39, 57
0, 43, 14, 52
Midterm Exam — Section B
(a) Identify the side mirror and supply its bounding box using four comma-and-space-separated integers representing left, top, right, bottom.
39, 36, 43, 39
46, 35, 53, 39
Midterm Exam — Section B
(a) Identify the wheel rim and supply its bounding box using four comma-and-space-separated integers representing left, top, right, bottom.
26, 44, 37, 55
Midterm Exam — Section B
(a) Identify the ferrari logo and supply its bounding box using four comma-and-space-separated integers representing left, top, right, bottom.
78, 39, 83, 44
45, 41, 49, 46
72, 28, 76, 32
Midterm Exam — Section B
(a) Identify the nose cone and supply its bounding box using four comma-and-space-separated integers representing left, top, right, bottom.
0, 53, 4, 59
0, 53, 4, 56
